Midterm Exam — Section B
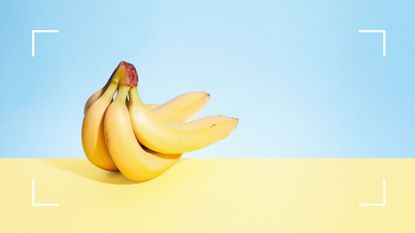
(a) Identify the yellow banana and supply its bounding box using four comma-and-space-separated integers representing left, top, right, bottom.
104, 69, 179, 181
81, 62, 129, 171
82, 79, 119, 171
128, 86, 239, 154
152, 92, 210, 122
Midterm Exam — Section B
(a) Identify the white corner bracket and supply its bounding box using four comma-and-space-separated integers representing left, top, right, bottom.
31, 29, 59, 57
358, 29, 386, 57
32, 178, 60, 207
358, 178, 387, 207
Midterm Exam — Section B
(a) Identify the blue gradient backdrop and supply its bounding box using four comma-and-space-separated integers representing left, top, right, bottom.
0, 0, 414, 158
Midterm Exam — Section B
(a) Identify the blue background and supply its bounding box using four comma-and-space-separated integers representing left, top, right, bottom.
0, 0, 414, 158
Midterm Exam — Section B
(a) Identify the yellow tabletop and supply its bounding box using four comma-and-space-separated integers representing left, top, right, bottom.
1, 158, 414, 232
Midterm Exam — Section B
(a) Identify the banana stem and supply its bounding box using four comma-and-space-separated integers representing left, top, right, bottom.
116, 85, 130, 102
128, 87, 144, 105
117, 61, 138, 87
101, 82, 118, 100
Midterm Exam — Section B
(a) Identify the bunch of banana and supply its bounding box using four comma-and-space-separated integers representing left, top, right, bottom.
82, 61, 238, 181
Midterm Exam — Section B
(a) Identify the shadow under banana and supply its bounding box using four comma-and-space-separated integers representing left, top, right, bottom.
43, 158, 138, 185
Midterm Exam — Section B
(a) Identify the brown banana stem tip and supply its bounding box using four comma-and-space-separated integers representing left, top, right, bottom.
120, 61, 138, 87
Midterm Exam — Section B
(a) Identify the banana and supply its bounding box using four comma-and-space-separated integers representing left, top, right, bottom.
128, 86, 239, 154
81, 62, 129, 171
82, 79, 119, 171
104, 66, 179, 181
152, 92, 210, 122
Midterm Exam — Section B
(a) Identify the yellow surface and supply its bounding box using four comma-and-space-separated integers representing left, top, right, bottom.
1, 158, 415, 232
